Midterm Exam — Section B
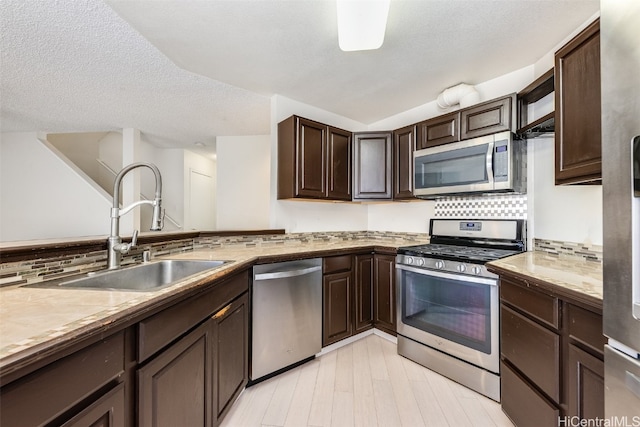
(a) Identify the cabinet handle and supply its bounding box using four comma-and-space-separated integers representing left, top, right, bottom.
213, 304, 231, 319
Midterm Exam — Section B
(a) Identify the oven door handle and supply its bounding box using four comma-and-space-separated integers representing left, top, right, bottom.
396, 264, 498, 286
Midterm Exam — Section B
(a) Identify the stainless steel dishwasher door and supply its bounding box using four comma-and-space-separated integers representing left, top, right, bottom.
251, 258, 322, 381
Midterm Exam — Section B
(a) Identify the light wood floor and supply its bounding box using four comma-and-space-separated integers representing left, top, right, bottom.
221, 334, 514, 427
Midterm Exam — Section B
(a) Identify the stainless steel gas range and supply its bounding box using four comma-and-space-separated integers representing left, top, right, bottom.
396, 218, 526, 401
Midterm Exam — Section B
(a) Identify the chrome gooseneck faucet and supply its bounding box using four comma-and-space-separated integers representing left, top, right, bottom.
107, 162, 163, 270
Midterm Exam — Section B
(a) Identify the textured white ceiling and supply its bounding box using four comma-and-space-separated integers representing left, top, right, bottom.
1, 0, 599, 155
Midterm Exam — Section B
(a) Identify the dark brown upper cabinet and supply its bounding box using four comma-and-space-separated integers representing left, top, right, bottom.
393, 124, 416, 199
416, 111, 459, 149
460, 95, 515, 140
327, 127, 352, 200
278, 115, 352, 201
353, 132, 393, 200
554, 19, 601, 185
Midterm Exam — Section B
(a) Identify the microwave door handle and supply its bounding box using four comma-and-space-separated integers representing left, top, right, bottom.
486, 141, 495, 185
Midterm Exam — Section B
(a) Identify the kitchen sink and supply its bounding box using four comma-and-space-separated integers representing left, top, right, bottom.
23, 259, 229, 292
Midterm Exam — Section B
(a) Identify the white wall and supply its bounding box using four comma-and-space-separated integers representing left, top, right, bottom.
0, 132, 112, 241
368, 65, 535, 131
530, 137, 603, 245
367, 201, 434, 233
183, 149, 217, 230
216, 135, 270, 230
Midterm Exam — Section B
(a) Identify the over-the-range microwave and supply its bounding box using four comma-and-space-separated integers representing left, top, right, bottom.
413, 130, 526, 199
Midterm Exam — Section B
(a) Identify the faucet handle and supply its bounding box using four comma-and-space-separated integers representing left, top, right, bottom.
131, 229, 139, 248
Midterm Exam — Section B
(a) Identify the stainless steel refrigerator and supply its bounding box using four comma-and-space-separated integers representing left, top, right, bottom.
602, 0, 640, 419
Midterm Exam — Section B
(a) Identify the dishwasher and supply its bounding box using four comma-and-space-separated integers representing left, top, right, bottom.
251, 258, 322, 382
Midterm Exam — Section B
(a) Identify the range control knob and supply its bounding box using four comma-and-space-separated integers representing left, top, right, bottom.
416, 258, 425, 267
405, 256, 414, 265
457, 264, 466, 273
435, 260, 445, 270
471, 266, 483, 275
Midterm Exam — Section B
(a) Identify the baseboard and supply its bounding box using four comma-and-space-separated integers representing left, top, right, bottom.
315, 328, 396, 357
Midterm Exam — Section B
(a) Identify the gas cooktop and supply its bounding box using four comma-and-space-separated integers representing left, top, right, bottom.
398, 243, 523, 263
396, 219, 526, 277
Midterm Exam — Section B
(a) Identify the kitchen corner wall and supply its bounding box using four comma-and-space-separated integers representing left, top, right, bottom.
530, 136, 603, 246
216, 135, 271, 230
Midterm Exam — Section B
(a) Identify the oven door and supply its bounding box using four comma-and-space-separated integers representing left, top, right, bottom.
396, 264, 499, 374
414, 135, 495, 197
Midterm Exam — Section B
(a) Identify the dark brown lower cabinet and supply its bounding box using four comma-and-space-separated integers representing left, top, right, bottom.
0, 269, 246, 427
497, 272, 604, 426
323, 253, 392, 346
323, 269, 353, 346
567, 344, 604, 420
354, 254, 374, 333
214, 293, 249, 424
138, 292, 249, 427
374, 254, 396, 334
0, 330, 126, 427
138, 319, 214, 427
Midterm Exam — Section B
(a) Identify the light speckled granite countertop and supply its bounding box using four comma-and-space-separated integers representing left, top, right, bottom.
487, 251, 603, 309
0, 237, 428, 373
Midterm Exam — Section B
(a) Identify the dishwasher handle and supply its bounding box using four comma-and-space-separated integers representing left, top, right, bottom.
254, 265, 322, 281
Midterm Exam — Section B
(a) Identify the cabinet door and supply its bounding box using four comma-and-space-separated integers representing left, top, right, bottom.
327, 127, 352, 200
353, 132, 392, 200
374, 254, 396, 334
297, 117, 327, 198
555, 19, 601, 185
416, 112, 459, 149
567, 344, 604, 421
214, 293, 249, 425
323, 270, 353, 346
62, 383, 125, 427
460, 96, 513, 140
138, 320, 214, 427
393, 125, 416, 199
354, 254, 374, 333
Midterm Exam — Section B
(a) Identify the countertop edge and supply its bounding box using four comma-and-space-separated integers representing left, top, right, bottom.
486, 261, 603, 312
0, 243, 401, 378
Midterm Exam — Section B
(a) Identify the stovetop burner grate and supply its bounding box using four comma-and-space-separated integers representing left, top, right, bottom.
398, 243, 522, 263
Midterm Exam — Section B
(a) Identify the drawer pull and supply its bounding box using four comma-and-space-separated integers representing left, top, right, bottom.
213, 304, 231, 319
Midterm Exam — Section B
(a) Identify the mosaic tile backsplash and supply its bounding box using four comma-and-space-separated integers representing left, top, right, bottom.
434, 194, 528, 219
0, 231, 428, 288
534, 238, 603, 263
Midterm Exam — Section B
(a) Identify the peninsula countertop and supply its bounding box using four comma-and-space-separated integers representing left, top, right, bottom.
487, 251, 603, 310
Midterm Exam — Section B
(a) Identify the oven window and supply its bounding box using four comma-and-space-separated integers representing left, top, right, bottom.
415, 144, 489, 189
400, 269, 492, 354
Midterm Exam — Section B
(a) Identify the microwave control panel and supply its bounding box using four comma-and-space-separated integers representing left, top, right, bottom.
494, 140, 509, 182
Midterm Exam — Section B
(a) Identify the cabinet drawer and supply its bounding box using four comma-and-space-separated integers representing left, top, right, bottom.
0, 331, 125, 427
501, 360, 560, 427
568, 304, 605, 355
138, 270, 249, 362
61, 382, 125, 427
323, 255, 353, 274
501, 305, 561, 402
500, 277, 560, 329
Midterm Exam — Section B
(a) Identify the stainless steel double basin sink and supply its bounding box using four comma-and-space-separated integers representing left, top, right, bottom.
24, 259, 228, 292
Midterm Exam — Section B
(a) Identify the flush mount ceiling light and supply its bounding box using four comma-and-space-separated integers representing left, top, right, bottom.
337, 0, 391, 52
